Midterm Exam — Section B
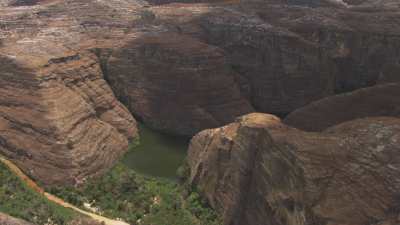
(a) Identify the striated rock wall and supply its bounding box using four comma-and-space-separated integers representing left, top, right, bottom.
152, 0, 400, 116
1, 0, 400, 184
104, 33, 254, 136
0, 0, 146, 185
153, 4, 336, 116
187, 113, 400, 225
0, 52, 138, 185
192, 9, 336, 115
284, 83, 400, 131
244, 0, 400, 93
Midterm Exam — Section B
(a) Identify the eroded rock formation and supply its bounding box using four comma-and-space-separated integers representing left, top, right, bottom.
0, 52, 138, 185
1, 0, 400, 184
187, 113, 400, 225
284, 83, 400, 131
104, 33, 253, 135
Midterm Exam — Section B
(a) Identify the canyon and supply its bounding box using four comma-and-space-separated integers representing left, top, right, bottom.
0, 0, 399, 224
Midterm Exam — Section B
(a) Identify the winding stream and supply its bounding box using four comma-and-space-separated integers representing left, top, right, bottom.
122, 123, 189, 179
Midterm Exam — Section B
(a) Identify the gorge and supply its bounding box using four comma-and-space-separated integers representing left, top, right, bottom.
0, 0, 400, 225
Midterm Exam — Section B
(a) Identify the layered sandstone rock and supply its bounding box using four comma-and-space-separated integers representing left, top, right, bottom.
1, 0, 400, 184
0, 0, 146, 185
151, 0, 400, 115
104, 33, 253, 136
284, 83, 400, 131
0, 52, 138, 185
152, 3, 336, 115
2, 0, 400, 136
240, 0, 400, 94
187, 113, 400, 225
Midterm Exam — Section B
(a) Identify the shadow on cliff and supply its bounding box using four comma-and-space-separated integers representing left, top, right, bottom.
96, 0, 400, 137
98, 29, 254, 136
97, 1, 335, 135
176, 0, 400, 111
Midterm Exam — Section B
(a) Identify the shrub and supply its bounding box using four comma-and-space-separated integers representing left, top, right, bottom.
0, 162, 79, 224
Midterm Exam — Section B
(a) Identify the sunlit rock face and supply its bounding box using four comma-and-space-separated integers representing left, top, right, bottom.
0, 52, 138, 186
187, 113, 400, 225
1, 0, 400, 185
0, 0, 141, 185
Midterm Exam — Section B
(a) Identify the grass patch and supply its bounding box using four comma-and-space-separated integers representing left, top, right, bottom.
49, 163, 221, 225
0, 162, 79, 225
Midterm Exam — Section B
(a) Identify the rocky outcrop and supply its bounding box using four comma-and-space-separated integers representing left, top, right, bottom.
0, 0, 146, 185
284, 83, 400, 131
150, 0, 400, 116
193, 8, 335, 115
239, 0, 400, 94
152, 3, 336, 115
1, 0, 400, 183
187, 113, 400, 225
0, 52, 138, 185
0, 213, 33, 225
2, 0, 400, 136
104, 33, 253, 136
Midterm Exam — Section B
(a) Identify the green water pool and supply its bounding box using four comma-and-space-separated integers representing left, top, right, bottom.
121, 124, 189, 179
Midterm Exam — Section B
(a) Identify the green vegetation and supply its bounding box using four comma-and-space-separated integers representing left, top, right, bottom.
0, 162, 78, 225
0, 125, 220, 225
49, 163, 222, 225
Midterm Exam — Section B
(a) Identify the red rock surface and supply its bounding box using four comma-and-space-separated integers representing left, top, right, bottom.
187, 113, 400, 225
1, 0, 400, 184
284, 83, 400, 131
0, 52, 138, 185
105, 33, 254, 135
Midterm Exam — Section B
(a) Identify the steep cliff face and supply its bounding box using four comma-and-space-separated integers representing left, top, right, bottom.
0, 52, 138, 185
104, 33, 253, 136
1, 0, 400, 184
284, 83, 400, 131
153, 4, 336, 116
151, 0, 400, 115
192, 9, 335, 115
243, 0, 400, 93
187, 113, 400, 225
0, 0, 147, 185
3, 0, 399, 137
